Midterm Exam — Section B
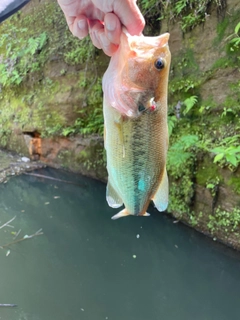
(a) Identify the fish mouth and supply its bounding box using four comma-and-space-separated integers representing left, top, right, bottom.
136, 98, 157, 116
122, 28, 170, 47
122, 31, 170, 53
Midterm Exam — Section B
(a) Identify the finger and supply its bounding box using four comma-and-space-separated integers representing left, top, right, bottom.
104, 12, 121, 45
88, 19, 103, 49
66, 14, 89, 39
89, 19, 118, 56
113, 0, 145, 36
99, 31, 118, 56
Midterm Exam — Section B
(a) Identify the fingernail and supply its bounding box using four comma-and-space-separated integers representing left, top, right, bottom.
78, 19, 87, 30
106, 19, 116, 31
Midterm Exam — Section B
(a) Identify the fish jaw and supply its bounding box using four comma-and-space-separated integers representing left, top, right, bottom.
111, 208, 150, 220
102, 32, 171, 118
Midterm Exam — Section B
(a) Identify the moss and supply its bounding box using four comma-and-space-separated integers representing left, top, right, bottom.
227, 176, 240, 195
215, 17, 229, 44
196, 158, 221, 186
0, 0, 104, 146
168, 176, 194, 215
223, 81, 240, 114
76, 140, 106, 171
211, 56, 233, 70
57, 140, 106, 179
212, 10, 240, 66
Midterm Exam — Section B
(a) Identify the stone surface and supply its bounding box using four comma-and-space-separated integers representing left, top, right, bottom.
0, 149, 45, 183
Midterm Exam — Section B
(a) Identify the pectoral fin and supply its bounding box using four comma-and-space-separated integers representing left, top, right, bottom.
106, 180, 123, 208
152, 167, 168, 212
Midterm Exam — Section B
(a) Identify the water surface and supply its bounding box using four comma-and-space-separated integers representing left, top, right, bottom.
0, 168, 240, 320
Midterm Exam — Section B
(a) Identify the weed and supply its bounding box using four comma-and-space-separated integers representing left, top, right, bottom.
139, 0, 225, 32
210, 135, 240, 168
183, 95, 198, 115
207, 207, 240, 234
225, 22, 240, 53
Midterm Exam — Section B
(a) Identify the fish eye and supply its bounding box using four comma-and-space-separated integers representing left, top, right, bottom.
154, 58, 164, 70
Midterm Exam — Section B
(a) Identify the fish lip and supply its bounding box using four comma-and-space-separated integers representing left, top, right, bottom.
122, 28, 170, 43
123, 31, 170, 49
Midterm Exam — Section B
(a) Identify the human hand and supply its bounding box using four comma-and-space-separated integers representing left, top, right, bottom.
57, 0, 145, 56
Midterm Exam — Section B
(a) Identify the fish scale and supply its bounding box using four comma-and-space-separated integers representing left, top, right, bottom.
104, 104, 167, 217
131, 118, 150, 214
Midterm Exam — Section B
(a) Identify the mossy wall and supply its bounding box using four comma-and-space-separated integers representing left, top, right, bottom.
0, 0, 107, 178
0, 0, 240, 247
0, 0, 106, 138
159, 0, 240, 247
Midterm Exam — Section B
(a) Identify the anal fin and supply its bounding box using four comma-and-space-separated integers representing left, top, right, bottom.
106, 180, 123, 208
152, 167, 169, 212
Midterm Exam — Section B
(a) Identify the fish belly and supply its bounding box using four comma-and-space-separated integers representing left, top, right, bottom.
104, 100, 168, 216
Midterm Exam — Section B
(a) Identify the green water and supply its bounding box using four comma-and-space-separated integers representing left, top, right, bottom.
0, 168, 240, 320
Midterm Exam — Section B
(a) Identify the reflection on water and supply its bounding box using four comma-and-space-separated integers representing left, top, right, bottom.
0, 168, 240, 320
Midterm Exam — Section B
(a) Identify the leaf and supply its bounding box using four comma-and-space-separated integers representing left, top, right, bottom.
38, 32, 48, 49
206, 183, 215, 189
167, 115, 177, 136
179, 134, 199, 149
183, 95, 198, 115
213, 153, 224, 163
234, 22, 240, 35
211, 147, 225, 153
226, 154, 238, 167
27, 37, 39, 55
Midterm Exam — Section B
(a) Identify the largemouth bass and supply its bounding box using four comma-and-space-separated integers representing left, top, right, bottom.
102, 31, 171, 219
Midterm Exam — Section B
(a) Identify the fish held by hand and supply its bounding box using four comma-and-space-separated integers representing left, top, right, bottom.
103, 31, 171, 219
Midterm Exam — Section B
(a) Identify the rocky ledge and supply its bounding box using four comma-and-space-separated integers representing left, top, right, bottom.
0, 149, 46, 183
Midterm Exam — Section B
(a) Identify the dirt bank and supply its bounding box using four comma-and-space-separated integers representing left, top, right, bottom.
0, 149, 45, 183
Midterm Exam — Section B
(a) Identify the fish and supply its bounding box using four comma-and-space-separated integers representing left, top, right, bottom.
102, 31, 171, 219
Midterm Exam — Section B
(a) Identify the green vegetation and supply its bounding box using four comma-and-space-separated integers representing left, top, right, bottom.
211, 136, 240, 168
207, 207, 240, 234
62, 77, 104, 137
0, 1, 102, 142
226, 22, 240, 53
196, 159, 220, 187
165, 14, 240, 243
227, 177, 240, 195
167, 134, 198, 214
0, 31, 48, 87
139, 0, 226, 32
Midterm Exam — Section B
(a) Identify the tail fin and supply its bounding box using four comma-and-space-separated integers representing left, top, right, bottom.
111, 209, 150, 220
111, 209, 130, 220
